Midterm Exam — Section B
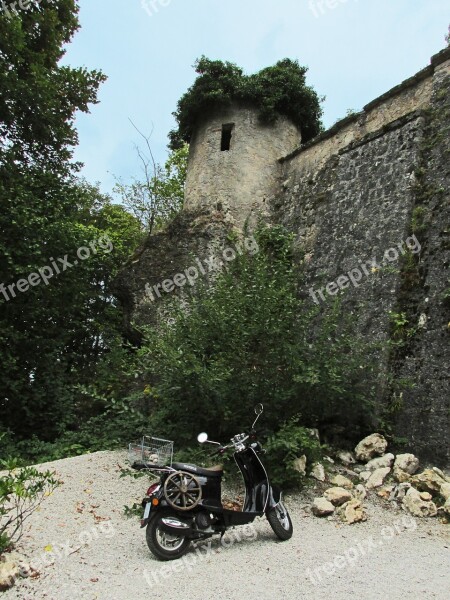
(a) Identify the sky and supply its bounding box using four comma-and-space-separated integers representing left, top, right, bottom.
62, 0, 449, 196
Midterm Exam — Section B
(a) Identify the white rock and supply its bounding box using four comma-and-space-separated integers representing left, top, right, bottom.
432, 467, 450, 483
394, 453, 420, 475
306, 428, 320, 441
365, 453, 395, 471
389, 482, 411, 502
377, 485, 395, 499
0, 552, 30, 592
293, 455, 307, 475
324, 487, 353, 506
420, 492, 432, 501
393, 464, 411, 483
366, 467, 391, 489
402, 487, 437, 518
337, 498, 367, 524
310, 463, 326, 482
337, 451, 356, 465
330, 474, 354, 489
411, 469, 447, 495
312, 497, 335, 517
443, 497, 450, 517
440, 482, 450, 501
354, 484, 367, 501
355, 433, 388, 462
359, 471, 372, 482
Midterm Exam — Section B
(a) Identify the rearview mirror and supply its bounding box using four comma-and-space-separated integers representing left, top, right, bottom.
197, 432, 208, 444
252, 404, 264, 429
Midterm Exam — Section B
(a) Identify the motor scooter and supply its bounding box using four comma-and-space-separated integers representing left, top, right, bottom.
138, 404, 293, 561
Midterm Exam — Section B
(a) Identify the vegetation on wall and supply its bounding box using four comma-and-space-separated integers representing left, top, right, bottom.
169, 57, 324, 150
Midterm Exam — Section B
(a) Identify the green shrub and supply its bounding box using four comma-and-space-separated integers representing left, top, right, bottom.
169, 57, 324, 149
132, 225, 376, 450
265, 418, 324, 489
0, 459, 59, 552
0, 393, 149, 466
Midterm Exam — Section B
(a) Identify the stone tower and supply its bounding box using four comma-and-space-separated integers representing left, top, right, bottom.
184, 104, 301, 228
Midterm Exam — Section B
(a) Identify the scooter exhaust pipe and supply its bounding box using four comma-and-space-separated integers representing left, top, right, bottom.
160, 517, 193, 536
160, 517, 213, 540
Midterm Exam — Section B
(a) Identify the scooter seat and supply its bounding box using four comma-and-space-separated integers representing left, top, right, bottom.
172, 462, 223, 478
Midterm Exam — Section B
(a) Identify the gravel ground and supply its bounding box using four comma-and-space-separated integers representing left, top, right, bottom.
3, 450, 449, 600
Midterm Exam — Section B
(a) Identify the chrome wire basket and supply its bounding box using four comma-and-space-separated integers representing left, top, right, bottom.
128, 436, 173, 468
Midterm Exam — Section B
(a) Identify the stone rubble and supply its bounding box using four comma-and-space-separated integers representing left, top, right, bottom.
312, 497, 335, 517
0, 552, 32, 592
365, 453, 395, 472
336, 498, 367, 524
366, 467, 391, 489
330, 474, 354, 489
336, 451, 356, 465
354, 433, 388, 462
410, 469, 447, 495
394, 453, 420, 475
402, 488, 437, 518
310, 463, 326, 482
308, 431, 449, 525
292, 455, 307, 476
323, 487, 353, 506
393, 464, 412, 483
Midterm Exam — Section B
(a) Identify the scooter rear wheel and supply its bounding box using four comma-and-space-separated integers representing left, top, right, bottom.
266, 500, 293, 540
146, 510, 191, 561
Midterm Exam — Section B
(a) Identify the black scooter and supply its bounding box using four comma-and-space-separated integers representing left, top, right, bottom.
139, 404, 293, 561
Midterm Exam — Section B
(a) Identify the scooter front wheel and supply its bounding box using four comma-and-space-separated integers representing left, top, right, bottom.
266, 500, 293, 540
146, 511, 191, 561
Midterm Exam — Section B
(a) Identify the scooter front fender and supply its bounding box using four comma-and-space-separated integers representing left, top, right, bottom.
266, 485, 282, 511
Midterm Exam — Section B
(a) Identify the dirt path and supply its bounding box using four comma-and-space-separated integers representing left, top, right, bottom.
3, 451, 449, 600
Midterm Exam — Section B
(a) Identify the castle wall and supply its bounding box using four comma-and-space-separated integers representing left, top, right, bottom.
280, 53, 450, 176
393, 63, 450, 464
117, 48, 450, 464
184, 105, 300, 228
275, 48, 450, 464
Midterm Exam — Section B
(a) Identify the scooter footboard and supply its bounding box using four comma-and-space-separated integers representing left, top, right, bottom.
223, 510, 258, 527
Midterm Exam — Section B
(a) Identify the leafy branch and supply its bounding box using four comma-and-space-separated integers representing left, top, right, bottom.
0, 459, 60, 552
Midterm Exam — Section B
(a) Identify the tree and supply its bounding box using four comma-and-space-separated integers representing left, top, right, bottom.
0, 3, 137, 440
114, 123, 188, 233
169, 56, 324, 150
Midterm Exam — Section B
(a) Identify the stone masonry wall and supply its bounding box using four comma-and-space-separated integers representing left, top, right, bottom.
274, 48, 450, 464
392, 60, 450, 465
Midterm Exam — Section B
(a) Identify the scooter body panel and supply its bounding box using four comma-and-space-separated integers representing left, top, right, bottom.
234, 447, 270, 513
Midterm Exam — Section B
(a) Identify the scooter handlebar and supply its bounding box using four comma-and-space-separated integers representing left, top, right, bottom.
208, 431, 261, 455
